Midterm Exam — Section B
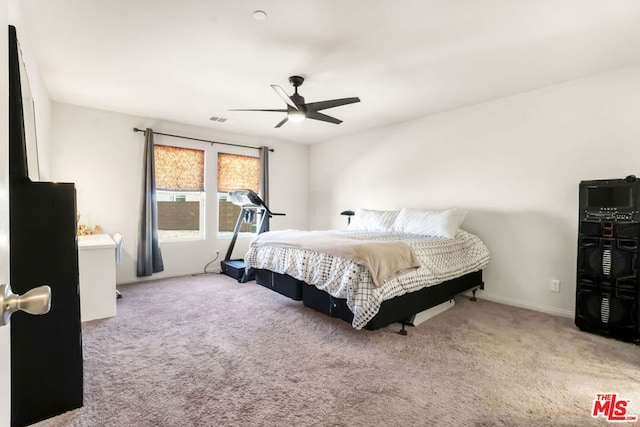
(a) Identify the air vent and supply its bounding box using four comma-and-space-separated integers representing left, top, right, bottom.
209, 116, 228, 123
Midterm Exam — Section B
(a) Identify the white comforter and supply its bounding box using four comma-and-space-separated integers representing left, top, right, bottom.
244, 229, 490, 329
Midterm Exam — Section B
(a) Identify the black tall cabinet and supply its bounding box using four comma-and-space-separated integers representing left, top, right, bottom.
8, 25, 83, 426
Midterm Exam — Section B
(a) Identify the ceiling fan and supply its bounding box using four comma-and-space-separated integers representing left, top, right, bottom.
230, 76, 360, 128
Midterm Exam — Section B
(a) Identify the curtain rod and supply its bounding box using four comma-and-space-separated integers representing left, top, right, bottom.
132, 128, 274, 152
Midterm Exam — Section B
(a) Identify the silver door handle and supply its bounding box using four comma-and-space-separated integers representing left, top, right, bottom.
0, 284, 51, 326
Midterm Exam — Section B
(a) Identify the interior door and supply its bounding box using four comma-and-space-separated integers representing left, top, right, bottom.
2, 21, 83, 427
0, 138, 8, 420
9, 181, 83, 427
1, 2, 11, 426
6, 24, 83, 427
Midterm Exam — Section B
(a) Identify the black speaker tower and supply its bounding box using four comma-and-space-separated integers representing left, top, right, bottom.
576, 176, 640, 343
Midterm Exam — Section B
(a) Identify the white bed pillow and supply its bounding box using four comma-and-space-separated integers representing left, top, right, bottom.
348, 209, 399, 232
392, 208, 467, 238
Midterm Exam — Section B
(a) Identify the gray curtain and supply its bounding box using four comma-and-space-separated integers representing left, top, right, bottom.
136, 128, 164, 277
258, 146, 270, 230
259, 146, 269, 205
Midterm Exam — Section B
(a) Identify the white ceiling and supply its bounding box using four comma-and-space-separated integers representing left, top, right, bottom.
16, 0, 640, 145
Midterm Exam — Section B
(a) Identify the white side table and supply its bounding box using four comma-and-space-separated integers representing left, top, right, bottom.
78, 234, 116, 322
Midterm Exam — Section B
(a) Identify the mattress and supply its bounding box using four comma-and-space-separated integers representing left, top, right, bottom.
244, 229, 490, 329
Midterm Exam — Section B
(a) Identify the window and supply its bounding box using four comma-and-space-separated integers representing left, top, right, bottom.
154, 145, 205, 240
217, 152, 260, 235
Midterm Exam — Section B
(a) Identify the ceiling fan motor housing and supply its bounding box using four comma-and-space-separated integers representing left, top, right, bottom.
290, 93, 305, 107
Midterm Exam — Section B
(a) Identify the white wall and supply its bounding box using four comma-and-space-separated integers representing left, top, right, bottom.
50, 102, 308, 284
310, 64, 640, 317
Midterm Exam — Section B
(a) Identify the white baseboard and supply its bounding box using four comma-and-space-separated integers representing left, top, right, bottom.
469, 290, 574, 318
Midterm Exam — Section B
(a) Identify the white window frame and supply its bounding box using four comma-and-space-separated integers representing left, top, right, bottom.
216, 192, 258, 239
154, 141, 207, 243
216, 151, 261, 238
157, 190, 206, 242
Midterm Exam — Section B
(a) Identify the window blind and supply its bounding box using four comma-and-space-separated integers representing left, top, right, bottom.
217, 153, 259, 192
154, 145, 205, 191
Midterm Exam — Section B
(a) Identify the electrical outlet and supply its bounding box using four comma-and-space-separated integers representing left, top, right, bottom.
550, 279, 561, 292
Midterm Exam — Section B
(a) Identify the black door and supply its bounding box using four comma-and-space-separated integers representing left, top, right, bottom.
8, 25, 83, 427
9, 182, 84, 427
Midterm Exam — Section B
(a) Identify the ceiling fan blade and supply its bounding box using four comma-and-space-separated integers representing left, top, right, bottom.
271, 85, 300, 110
229, 108, 287, 112
306, 111, 342, 125
274, 117, 288, 128
304, 97, 360, 112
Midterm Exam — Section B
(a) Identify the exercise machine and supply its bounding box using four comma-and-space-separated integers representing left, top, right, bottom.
220, 189, 284, 282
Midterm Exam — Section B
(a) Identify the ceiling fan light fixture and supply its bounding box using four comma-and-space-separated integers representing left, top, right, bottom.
287, 109, 306, 123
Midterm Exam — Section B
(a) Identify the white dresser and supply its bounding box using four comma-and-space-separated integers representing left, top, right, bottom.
78, 234, 117, 322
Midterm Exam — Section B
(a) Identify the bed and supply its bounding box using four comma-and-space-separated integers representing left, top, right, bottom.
244, 208, 490, 331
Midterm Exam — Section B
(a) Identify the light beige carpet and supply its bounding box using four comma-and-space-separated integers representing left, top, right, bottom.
33, 274, 640, 426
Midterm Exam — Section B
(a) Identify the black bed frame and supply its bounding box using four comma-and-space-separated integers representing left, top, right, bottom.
254, 269, 484, 332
